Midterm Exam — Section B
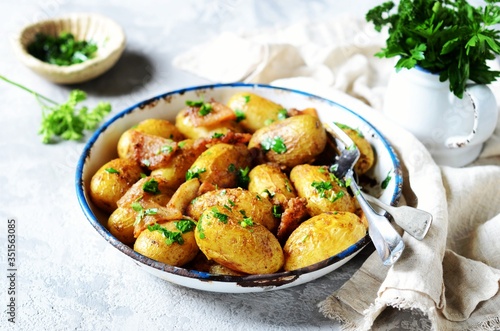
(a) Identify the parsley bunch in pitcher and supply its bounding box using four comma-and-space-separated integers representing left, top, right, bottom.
0, 75, 111, 143
366, 0, 500, 98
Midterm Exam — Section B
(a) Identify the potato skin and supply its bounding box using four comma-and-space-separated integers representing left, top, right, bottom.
195, 207, 284, 274
134, 220, 199, 266
150, 139, 206, 190
186, 188, 279, 232
342, 127, 375, 175
248, 114, 327, 168
134, 118, 185, 141
248, 163, 296, 207
90, 158, 143, 213
107, 206, 136, 245
188, 143, 252, 192
227, 92, 285, 133
175, 107, 244, 139
290, 164, 356, 216
283, 212, 367, 271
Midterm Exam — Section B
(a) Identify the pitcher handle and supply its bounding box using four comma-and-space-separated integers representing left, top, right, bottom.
445, 84, 498, 149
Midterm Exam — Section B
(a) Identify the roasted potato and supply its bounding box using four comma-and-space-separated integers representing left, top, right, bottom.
186, 188, 279, 232
248, 114, 327, 168
90, 158, 143, 213
341, 127, 375, 175
226, 92, 286, 133
248, 163, 296, 208
134, 219, 199, 266
283, 212, 367, 271
117, 176, 175, 208
188, 143, 253, 193
290, 164, 356, 216
175, 105, 244, 139
133, 118, 185, 141
107, 206, 136, 245
117, 130, 178, 170
150, 139, 207, 190
195, 206, 284, 274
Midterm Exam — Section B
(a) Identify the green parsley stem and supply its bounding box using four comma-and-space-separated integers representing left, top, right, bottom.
0, 75, 58, 105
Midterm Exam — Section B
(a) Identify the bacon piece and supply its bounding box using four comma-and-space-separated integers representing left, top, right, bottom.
276, 197, 309, 244
187, 100, 237, 127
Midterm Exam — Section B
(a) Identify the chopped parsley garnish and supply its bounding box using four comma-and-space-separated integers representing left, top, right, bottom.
141, 159, 151, 167
261, 136, 287, 154
262, 189, 275, 198
234, 109, 246, 122
131, 202, 158, 226
228, 163, 236, 173
185, 99, 212, 116
186, 167, 206, 180
211, 207, 228, 223
243, 95, 250, 103
334, 122, 364, 138
178, 141, 186, 149
157, 145, 173, 154
237, 166, 250, 188
212, 132, 224, 138
272, 205, 282, 218
228, 199, 236, 206
105, 167, 119, 174
240, 217, 254, 228
142, 178, 160, 194
381, 171, 392, 189
311, 181, 333, 198
174, 219, 196, 233
27, 32, 98, 66
197, 219, 205, 239
327, 190, 345, 203
277, 109, 288, 120
147, 223, 184, 245
140, 173, 147, 178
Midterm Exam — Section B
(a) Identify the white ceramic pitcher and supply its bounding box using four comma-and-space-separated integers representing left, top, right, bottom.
383, 67, 498, 167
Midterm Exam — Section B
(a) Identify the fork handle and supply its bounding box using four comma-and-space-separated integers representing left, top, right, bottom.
346, 169, 405, 265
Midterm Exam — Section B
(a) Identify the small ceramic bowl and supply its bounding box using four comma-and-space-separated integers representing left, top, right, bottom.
76, 83, 403, 293
13, 13, 126, 84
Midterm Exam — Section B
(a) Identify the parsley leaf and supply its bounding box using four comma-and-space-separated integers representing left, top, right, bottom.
174, 219, 196, 233
366, 0, 500, 98
142, 178, 160, 194
186, 167, 206, 180
211, 207, 228, 223
234, 109, 246, 122
0, 76, 112, 144
261, 136, 287, 154
381, 171, 392, 189
105, 167, 119, 174
237, 166, 250, 188
147, 223, 184, 245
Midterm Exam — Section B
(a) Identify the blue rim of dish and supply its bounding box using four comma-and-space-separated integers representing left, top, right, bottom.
75, 82, 402, 287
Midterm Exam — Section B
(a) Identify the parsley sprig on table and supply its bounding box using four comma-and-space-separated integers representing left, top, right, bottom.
0, 75, 111, 143
366, 0, 500, 98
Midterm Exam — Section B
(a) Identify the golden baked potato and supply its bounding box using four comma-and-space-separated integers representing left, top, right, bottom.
226, 92, 287, 133
248, 114, 327, 168
133, 118, 185, 141
290, 164, 356, 216
195, 206, 284, 274
283, 212, 367, 271
248, 163, 296, 208
90, 158, 143, 213
340, 125, 374, 175
134, 219, 199, 266
175, 103, 244, 139
188, 143, 253, 193
186, 188, 279, 232
107, 206, 136, 245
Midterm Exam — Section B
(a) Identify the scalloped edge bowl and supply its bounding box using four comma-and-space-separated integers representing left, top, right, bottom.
76, 83, 403, 293
13, 13, 126, 84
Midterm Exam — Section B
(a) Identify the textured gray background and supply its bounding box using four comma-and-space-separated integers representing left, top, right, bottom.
0, 1, 439, 330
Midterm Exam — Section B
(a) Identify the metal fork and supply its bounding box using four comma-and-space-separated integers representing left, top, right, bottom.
327, 123, 405, 265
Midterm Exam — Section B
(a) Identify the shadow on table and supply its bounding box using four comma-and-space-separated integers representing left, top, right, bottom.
63, 50, 156, 97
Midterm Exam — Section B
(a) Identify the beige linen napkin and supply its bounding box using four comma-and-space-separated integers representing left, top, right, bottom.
173, 16, 500, 331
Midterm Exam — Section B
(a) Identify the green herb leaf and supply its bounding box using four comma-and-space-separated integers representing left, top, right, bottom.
174, 219, 196, 233
105, 167, 119, 174
211, 207, 228, 223
142, 178, 160, 194
234, 109, 246, 122
311, 180, 333, 198
261, 136, 287, 154
277, 109, 288, 120
212, 132, 224, 138
272, 205, 282, 218
381, 171, 392, 189
147, 223, 184, 245
186, 167, 206, 180
237, 166, 250, 188
243, 95, 251, 103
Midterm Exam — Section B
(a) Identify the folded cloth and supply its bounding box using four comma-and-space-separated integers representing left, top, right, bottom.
173, 16, 500, 331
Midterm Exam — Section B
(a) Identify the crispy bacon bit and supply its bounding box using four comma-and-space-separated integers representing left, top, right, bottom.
187, 100, 237, 127
122, 130, 178, 170
195, 131, 252, 149
276, 197, 309, 244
